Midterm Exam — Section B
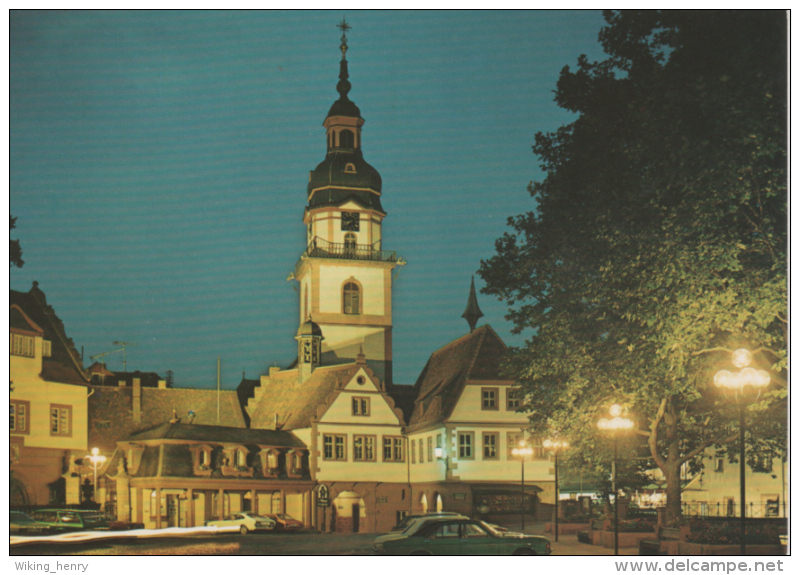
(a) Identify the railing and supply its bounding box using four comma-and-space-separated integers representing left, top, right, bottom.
301, 237, 397, 263
681, 500, 786, 519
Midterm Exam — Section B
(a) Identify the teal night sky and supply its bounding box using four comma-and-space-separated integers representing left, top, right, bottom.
10, 10, 607, 389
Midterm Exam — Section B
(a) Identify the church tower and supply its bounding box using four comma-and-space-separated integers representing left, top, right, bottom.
293, 20, 398, 384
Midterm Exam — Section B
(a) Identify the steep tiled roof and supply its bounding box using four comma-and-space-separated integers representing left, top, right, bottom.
408, 325, 512, 428
128, 422, 305, 448
10, 283, 88, 386
88, 386, 247, 455
248, 364, 363, 430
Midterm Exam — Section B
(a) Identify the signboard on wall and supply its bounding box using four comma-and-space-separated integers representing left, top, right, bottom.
316, 484, 329, 507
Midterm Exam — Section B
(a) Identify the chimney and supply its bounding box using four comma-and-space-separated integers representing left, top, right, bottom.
158, 379, 167, 389
133, 378, 142, 423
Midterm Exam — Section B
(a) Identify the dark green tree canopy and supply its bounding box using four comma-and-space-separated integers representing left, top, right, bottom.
480, 10, 786, 522
10, 214, 24, 268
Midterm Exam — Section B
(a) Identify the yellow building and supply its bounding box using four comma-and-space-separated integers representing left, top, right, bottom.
10, 282, 91, 506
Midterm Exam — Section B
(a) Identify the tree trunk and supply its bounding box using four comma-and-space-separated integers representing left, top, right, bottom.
663, 406, 683, 525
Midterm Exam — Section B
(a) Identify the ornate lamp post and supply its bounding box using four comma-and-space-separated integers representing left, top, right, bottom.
511, 440, 534, 531
84, 447, 107, 503
543, 438, 569, 542
598, 404, 634, 556
714, 348, 770, 556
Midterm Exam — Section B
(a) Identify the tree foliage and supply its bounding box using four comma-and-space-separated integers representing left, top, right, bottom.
10, 214, 24, 268
479, 10, 786, 522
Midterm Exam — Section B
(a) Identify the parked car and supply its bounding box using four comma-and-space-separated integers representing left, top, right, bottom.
375, 513, 469, 550
391, 512, 463, 532
105, 515, 145, 531
29, 509, 110, 532
265, 513, 303, 530
206, 512, 276, 534
377, 518, 552, 556
10, 511, 52, 535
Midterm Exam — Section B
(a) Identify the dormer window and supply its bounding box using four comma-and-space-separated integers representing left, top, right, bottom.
42, 340, 52, 357
344, 163, 357, 173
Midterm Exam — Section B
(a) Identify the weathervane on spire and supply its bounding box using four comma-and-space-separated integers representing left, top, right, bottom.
337, 17, 351, 59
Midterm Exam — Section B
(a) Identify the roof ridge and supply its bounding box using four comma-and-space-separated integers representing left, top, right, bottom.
428, 324, 491, 358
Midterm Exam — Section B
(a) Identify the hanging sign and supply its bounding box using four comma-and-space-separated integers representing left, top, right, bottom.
316, 484, 330, 507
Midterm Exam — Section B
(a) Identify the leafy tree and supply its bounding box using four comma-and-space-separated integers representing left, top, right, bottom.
480, 10, 786, 523
10, 214, 24, 268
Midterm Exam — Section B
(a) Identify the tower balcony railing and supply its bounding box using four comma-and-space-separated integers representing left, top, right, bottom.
301, 237, 397, 263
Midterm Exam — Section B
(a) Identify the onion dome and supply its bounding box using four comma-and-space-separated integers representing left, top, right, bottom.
297, 317, 324, 339
307, 19, 384, 214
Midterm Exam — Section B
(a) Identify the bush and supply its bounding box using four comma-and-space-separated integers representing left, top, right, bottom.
685, 523, 780, 545
608, 518, 654, 533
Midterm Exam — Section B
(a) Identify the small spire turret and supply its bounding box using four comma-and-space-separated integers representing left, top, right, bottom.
462, 276, 484, 332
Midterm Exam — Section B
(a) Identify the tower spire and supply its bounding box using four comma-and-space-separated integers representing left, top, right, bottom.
462, 276, 484, 332
336, 18, 352, 101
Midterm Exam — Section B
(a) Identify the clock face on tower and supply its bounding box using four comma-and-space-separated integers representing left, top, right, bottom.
341, 211, 360, 232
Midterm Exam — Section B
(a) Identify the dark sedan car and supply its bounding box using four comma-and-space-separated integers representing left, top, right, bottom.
10, 511, 51, 535
29, 509, 110, 532
379, 519, 551, 556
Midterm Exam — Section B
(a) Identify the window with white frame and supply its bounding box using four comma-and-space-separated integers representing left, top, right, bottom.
50, 404, 71, 437
11, 334, 35, 357
11, 400, 29, 434
458, 432, 474, 459
483, 432, 498, 460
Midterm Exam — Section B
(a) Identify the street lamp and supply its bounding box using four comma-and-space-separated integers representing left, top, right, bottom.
543, 438, 569, 542
511, 440, 533, 531
434, 446, 450, 475
597, 404, 634, 556
714, 348, 770, 556
84, 447, 107, 503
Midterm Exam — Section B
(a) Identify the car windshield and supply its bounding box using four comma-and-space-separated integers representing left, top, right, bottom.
476, 521, 502, 536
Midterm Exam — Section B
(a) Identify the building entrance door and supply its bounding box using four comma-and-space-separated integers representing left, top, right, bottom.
351, 504, 360, 533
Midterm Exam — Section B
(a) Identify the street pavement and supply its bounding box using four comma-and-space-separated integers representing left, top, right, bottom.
10, 522, 641, 556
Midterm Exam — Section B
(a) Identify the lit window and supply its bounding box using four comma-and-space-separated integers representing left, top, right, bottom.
10, 401, 29, 434
323, 434, 347, 460
352, 397, 370, 416
383, 436, 404, 462
50, 405, 71, 437
427, 437, 433, 461
507, 432, 523, 460
353, 435, 375, 461
481, 388, 498, 410
483, 433, 498, 460
11, 334, 35, 357
343, 282, 360, 315
458, 432, 474, 459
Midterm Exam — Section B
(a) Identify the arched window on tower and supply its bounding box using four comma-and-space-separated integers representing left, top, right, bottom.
344, 232, 357, 257
339, 129, 355, 148
343, 282, 360, 315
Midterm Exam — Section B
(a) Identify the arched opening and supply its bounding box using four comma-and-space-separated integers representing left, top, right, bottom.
332, 491, 365, 533
420, 493, 429, 514
343, 281, 360, 315
339, 129, 355, 148
434, 492, 444, 512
